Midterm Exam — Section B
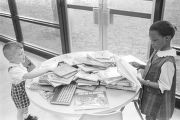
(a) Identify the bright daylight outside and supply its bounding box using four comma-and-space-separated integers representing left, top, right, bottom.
1, 0, 180, 120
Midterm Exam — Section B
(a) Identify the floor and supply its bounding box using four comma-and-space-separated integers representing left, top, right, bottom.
0, 42, 180, 120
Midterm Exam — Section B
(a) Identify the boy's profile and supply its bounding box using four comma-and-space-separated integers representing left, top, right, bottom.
131, 21, 177, 120
3, 42, 56, 120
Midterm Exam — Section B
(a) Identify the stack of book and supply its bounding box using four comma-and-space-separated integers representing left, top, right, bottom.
98, 67, 121, 83
38, 62, 78, 87
72, 52, 115, 92
86, 53, 115, 67
75, 71, 99, 86
98, 67, 136, 91
74, 55, 113, 73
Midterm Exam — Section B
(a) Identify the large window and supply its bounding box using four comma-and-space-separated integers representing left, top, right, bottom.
20, 21, 62, 53
67, 0, 152, 61
163, 0, 180, 48
68, 0, 98, 7
0, 17, 15, 39
0, 0, 10, 13
16, 0, 62, 54
0, 0, 66, 57
0, 0, 167, 62
68, 9, 100, 51
163, 0, 180, 97
106, 0, 152, 60
16, 0, 58, 23
107, 15, 151, 60
107, 0, 152, 13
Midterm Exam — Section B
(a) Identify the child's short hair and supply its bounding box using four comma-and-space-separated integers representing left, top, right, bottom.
149, 20, 177, 39
3, 42, 23, 60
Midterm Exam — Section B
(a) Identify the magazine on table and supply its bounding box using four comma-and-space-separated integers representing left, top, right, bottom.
74, 91, 109, 110
77, 85, 98, 91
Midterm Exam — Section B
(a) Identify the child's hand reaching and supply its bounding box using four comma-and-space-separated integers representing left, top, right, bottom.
41, 62, 58, 72
48, 62, 58, 72
129, 61, 142, 68
137, 76, 150, 86
137, 76, 144, 84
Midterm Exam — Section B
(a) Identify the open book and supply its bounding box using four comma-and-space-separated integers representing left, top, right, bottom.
97, 67, 122, 84
115, 57, 142, 89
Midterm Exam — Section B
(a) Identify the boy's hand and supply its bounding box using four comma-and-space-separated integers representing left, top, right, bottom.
42, 62, 58, 72
48, 63, 58, 71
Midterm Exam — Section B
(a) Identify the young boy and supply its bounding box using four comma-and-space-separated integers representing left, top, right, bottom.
131, 21, 177, 120
3, 42, 56, 120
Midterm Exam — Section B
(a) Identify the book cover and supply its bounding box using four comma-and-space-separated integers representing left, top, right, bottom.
27, 83, 54, 92
76, 78, 99, 86
75, 71, 100, 82
53, 62, 77, 77
74, 91, 109, 110
106, 84, 137, 91
77, 64, 102, 72
77, 85, 97, 91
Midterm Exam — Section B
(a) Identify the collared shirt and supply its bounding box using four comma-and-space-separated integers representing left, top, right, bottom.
8, 62, 28, 85
157, 49, 176, 93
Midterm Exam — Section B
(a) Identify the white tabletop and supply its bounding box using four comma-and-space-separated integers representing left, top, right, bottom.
26, 51, 140, 115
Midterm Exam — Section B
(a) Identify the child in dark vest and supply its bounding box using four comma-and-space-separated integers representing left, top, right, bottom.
131, 20, 177, 120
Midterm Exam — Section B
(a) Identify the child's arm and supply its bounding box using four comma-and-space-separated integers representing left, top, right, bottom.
23, 67, 50, 79
137, 77, 159, 89
129, 62, 146, 69
22, 56, 36, 72
23, 62, 58, 79
137, 61, 175, 91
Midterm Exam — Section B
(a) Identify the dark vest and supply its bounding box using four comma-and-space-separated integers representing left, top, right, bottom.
139, 53, 176, 119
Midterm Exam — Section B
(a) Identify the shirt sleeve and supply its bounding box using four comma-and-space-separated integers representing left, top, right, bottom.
158, 62, 175, 93
9, 67, 27, 84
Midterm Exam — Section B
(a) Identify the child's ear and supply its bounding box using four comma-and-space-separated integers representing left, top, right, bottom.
165, 35, 171, 41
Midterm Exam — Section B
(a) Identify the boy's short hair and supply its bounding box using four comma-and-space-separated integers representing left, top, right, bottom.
149, 20, 177, 39
3, 42, 23, 60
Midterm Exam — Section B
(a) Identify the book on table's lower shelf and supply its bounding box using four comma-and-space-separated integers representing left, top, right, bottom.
74, 91, 109, 110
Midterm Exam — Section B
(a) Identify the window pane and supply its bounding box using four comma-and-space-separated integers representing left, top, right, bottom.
16, 0, 58, 23
0, 0, 10, 13
108, 0, 152, 14
163, 0, 180, 96
163, 0, 180, 47
0, 17, 15, 39
20, 21, 62, 53
68, 8, 100, 52
67, 0, 98, 7
107, 15, 151, 61
176, 56, 180, 96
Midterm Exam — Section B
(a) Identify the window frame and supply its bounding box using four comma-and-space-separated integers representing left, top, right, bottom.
1, 0, 179, 58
